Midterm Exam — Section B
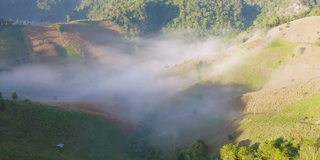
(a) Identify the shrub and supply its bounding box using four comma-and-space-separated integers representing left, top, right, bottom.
0, 92, 5, 111
188, 140, 210, 160
11, 92, 18, 100
258, 137, 299, 159
220, 144, 237, 160
309, 7, 320, 16
55, 24, 62, 32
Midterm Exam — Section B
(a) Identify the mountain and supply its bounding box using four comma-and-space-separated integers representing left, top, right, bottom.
0, 0, 319, 35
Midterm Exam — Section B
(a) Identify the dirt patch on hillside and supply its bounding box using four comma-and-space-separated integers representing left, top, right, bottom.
268, 16, 320, 43
22, 25, 85, 61
21, 22, 127, 64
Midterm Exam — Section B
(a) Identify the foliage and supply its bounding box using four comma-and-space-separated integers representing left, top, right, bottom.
55, 24, 62, 32
37, 0, 58, 11
220, 138, 299, 160
0, 92, 5, 112
220, 144, 238, 160
173, 140, 210, 160
78, 0, 259, 36
128, 124, 164, 160
258, 138, 299, 159
188, 140, 210, 160
308, 7, 320, 16
11, 92, 18, 100
3, 0, 320, 35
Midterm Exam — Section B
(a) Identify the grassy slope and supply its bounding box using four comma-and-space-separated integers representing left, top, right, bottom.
218, 39, 298, 88
237, 93, 320, 144
0, 100, 133, 160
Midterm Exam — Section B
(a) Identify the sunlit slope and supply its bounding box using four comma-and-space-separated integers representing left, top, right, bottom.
170, 16, 320, 89
0, 100, 132, 160
167, 16, 320, 146
237, 93, 320, 145
268, 16, 320, 43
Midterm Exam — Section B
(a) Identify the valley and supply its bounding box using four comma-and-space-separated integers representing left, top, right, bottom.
1, 1, 320, 158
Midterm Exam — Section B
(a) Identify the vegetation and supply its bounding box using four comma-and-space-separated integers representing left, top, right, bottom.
55, 24, 62, 32
128, 125, 164, 160
171, 137, 315, 159
0, 25, 29, 67
2, 0, 320, 36
0, 100, 135, 160
219, 137, 300, 160
172, 140, 210, 160
11, 92, 18, 100
308, 7, 320, 16
57, 45, 81, 59
0, 92, 5, 112
77, 0, 320, 36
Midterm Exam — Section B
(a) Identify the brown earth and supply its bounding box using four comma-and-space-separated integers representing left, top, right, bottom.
21, 21, 127, 64
268, 16, 320, 43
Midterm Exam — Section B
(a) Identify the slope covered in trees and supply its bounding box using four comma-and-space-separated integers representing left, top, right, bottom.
1, 0, 320, 35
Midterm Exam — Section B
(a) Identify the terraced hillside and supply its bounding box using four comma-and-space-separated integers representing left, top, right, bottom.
0, 21, 128, 68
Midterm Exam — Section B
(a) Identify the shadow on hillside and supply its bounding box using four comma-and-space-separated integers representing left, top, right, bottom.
142, 82, 252, 152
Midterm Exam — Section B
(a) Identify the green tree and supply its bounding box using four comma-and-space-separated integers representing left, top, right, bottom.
187, 140, 210, 160
0, 92, 5, 112
220, 144, 238, 160
299, 137, 320, 160
173, 147, 186, 160
258, 137, 299, 160
11, 92, 18, 100
237, 146, 255, 160
66, 15, 71, 23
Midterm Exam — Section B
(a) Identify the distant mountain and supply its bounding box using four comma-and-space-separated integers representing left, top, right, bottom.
0, 0, 319, 35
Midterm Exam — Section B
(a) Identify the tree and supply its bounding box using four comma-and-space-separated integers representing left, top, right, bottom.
66, 15, 71, 23
258, 137, 299, 160
187, 140, 210, 160
0, 92, 5, 112
173, 147, 186, 160
220, 144, 238, 160
237, 146, 255, 160
11, 92, 18, 100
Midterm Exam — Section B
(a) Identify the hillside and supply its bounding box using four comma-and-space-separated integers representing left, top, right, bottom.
166, 16, 320, 149
0, 21, 129, 68
0, 100, 133, 160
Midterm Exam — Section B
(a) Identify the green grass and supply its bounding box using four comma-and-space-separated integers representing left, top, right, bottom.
58, 45, 81, 59
0, 100, 133, 160
227, 39, 298, 88
237, 93, 320, 144
0, 26, 29, 66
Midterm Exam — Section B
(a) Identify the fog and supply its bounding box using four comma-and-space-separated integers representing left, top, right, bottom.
0, 33, 248, 149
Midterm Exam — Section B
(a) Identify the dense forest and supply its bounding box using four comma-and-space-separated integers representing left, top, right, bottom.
77, 0, 320, 35
0, 0, 320, 35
